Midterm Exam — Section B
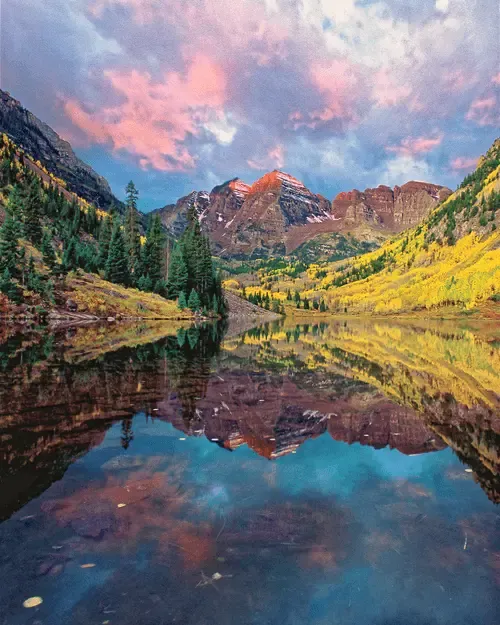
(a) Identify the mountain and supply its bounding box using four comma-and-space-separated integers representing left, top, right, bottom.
213, 170, 333, 258
0, 89, 121, 211
154, 170, 450, 260
258, 138, 499, 316
152, 177, 251, 239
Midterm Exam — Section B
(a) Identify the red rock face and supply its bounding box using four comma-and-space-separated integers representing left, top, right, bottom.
212, 170, 334, 258
332, 181, 451, 230
205, 178, 250, 236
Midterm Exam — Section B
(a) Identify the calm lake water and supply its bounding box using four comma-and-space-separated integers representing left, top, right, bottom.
0, 319, 499, 625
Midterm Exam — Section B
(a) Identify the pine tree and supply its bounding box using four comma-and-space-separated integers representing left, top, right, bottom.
23, 179, 43, 245
6, 185, 24, 236
0, 212, 22, 276
125, 180, 139, 211
142, 214, 164, 289
97, 217, 112, 269
137, 274, 153, 292
62, 236, 79, 272
155, 278, 168, 296
188, 288, 201, 312
303, 297, 310, 310
26, 256, 43, 293
178, 291, 187, 310
167, 243, 188, 298
71, 205, 82, 235
41, 230, 56, 271
124, 181, 142, 281
212, 294, 219, 315
0, 268, 19, 302
320, 299, 327, 312
106, 221, 130, 285
87, 205, 98, 236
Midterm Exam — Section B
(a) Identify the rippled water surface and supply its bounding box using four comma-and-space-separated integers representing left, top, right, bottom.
0, 319, 499, 625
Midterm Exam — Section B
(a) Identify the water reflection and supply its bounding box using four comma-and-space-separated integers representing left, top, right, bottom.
0, 318, 499, 624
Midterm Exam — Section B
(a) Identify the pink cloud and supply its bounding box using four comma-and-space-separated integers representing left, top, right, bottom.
450, 156, 479, 172
289, 60, 359, 130
465, 96, 499, 127
372, 68, 412, 108
63, 55, 227, 171
492, 73, 500, 85
442, 69, 478, 93
247, 144, 285, 170
386, 134, 444, 157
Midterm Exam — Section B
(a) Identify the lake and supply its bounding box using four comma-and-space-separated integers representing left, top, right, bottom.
0, 318, 499, 625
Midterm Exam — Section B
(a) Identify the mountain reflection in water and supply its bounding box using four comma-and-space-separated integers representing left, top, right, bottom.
0, 319, 499, 625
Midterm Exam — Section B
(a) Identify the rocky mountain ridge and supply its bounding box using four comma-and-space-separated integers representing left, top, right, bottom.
0, 89, 121, 211
154, 170, 451, 259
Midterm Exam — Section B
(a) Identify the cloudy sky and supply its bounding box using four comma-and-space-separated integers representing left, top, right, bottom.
2, 0, 499, 210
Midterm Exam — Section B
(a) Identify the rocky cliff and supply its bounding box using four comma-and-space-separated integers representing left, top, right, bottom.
332, 181, 452, 230
0, 89, 121, 210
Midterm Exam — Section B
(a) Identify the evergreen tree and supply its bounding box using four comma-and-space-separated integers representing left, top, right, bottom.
26, 256, 44, 293
0, 268, 19, 302
62, 236, 79, 272
212, 294, 219, 315
41, 230, 56, 271
313, 299, 319, 310
178, 291, 187, 310
303, 297, 310, 310
106, 221, 130, 285
6, 185, 24, 235
23, 179, 43, 245
124, 181, 142, 281
142, 214, 164, 289
320, 299, 327, 312
166, 243, 188, 298
188, 288, 201, 312
97, 216, 112, 269
71, 205, 82, 235
137, 274, 153, 292
0, 212, 22, 276
155, 278, 168, 297
87, 205, 98, 236
125, 180, 139, 211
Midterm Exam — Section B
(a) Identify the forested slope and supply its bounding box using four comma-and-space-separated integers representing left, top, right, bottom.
303, 139, 500, 315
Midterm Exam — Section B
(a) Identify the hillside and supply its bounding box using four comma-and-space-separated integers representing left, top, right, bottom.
296, 139, 500, 315
0, 90, 121, 211
0, 133, 230, 321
